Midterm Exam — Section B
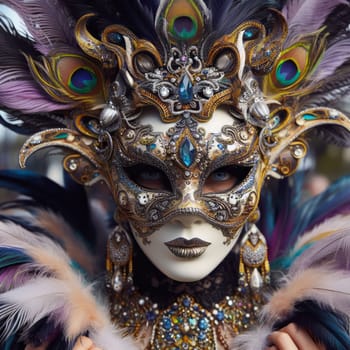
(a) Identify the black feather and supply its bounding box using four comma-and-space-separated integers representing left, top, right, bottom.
62, 0, 159, 42
0, 111, 65, 135
273, 300, 350, 350
202, 0, 285, 56
0, 169, 96, 250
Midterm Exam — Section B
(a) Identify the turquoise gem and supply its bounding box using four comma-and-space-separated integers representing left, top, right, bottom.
180, 138, 196, 167
303, 114, 317, 121
179, 74, 193, 104
54, 133, 68, 139
146, 143, 156, 151
189, 318, 197, 327
243, 27, 258, 41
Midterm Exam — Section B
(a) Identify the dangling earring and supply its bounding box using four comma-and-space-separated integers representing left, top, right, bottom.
106, 225, 133, 293
239, 219, 270, 291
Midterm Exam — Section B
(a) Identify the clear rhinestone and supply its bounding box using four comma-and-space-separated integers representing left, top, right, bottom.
30, 135, 42, 145
292, 145, 305, 158
159, 86, 170, 98
68, 159, 78, 171
203, 86, 214, 98
250, 268, 263, 289
112, 270, 123, 292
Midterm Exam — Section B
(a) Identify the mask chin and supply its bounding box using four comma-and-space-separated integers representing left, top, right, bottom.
130, 219, 243, 282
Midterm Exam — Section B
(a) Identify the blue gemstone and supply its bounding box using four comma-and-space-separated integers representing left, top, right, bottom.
108, 32, 125, 47
146, 311, 156, 321
198, 318, 208, 330
182, 297, 191, 307
216, 311, 225, 321
217, 143, 224, 151
165, 332, 173, 341
179, 74, 193, 104
198, 332, 206, 341
146, 143, 156, 151
180, 137, 196, 167
162, 317, 172, 330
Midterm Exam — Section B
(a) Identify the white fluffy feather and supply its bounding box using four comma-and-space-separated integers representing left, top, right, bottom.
230, 325, 270, 350
292, 214, 350, 251
0, 221, 139, 349
263, 267, 350, 321
0, 278, 68, 340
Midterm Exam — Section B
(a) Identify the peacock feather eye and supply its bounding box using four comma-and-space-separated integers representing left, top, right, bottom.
170, 15, 198, 41
164, 0, 204, 43
69, 67, 97, 94
267, 44, 309, 91
55, 55, 103, 98
275, 59, 301, 86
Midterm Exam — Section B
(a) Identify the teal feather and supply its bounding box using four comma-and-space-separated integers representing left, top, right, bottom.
0, 247, 32, 269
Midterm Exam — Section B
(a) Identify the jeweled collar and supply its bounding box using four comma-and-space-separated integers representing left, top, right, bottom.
107, 249, 268, 349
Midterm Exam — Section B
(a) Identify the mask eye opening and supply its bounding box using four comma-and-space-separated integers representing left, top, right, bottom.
202, 165, 251, 194
123, 163, 172, 192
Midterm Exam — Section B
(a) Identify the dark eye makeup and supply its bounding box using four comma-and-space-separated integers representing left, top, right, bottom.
124, 164, 172, 191
124, 163, 251, 194
203, 165, 251, 194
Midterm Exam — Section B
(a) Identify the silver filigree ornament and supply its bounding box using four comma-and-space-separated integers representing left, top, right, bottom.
239, 223, 270, 290
107, 226, 133, 293
144, 45, 227, 116
98, 74, 141, 160
238, 73, 276, 128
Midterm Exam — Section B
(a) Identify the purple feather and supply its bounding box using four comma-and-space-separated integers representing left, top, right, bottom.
290, 224, 350, 275
282, 0, 348, 45
0, 266, 20, 290
311, 38, 350, 81
0, 80, 73, 113
3, 0, 77, 55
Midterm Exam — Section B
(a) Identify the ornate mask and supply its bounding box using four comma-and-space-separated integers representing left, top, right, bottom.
16, 0, 350, 279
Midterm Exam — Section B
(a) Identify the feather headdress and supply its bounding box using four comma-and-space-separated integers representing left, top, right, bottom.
0, 0, 348, 186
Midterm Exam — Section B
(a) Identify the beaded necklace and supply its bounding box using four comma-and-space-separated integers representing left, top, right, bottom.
108, 279, 266, 349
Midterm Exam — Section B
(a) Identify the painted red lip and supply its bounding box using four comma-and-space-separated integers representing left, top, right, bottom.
165, 238, 211, 248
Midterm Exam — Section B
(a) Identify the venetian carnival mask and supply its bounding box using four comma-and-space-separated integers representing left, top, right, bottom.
17, 0, 350, 281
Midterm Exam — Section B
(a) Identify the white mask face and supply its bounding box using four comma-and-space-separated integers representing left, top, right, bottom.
131, 216, 240, 282
118, 108, 259, 281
